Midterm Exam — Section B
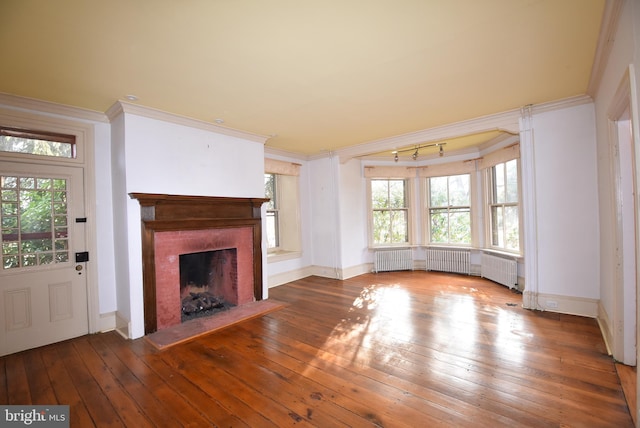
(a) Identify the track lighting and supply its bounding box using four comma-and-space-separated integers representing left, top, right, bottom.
391, 142, 446, 161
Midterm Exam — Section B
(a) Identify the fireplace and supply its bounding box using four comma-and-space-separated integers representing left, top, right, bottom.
179, 248, 237, 322
130, 193, 269, 334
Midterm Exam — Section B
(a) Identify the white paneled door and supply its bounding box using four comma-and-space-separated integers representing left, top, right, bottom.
0, 161, 88, 356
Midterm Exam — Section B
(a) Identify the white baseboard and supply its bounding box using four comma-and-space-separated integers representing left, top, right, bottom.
115, 311, 131, 339
522, 291, 598, 318
99, 311, 117, 332
597, 302, 613, 356
268, 266, 316, 288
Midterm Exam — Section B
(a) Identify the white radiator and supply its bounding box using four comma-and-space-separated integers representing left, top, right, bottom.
425, 249, 470, 275
374, 249, 413, 273
481, 253, 517, 288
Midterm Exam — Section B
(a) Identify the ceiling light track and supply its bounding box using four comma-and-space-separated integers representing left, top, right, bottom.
392, 142, 446, 162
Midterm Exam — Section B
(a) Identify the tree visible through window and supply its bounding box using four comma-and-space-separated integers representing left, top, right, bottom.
0, 127, 75, 158
489, 159, 519, 252
1, 175, 70, 269
264, 173, 279, 249
428, 174, 471, 244
371, 179, 408, 245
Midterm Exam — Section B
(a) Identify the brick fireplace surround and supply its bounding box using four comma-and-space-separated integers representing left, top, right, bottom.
130, 193, 269, 335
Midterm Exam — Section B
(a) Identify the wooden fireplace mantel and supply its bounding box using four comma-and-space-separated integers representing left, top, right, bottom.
129, 193, 269, 334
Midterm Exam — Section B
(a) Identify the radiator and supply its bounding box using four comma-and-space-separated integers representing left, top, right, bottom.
374, 249, 413, 273
425, 249, 470, 275
481, 253, 517, 288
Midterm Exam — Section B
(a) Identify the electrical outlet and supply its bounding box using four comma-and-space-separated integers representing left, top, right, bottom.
547, 300, 558, 309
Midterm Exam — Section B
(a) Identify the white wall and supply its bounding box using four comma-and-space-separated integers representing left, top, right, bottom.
532, 103, 600, 299
111, 109, 266, 339
338, 158, 369, 273
308, 156, 342, 275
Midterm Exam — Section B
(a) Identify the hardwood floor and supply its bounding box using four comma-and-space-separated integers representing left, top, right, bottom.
0, 271, 634, 427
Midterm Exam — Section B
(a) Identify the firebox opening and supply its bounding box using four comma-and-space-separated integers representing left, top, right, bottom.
179, 248, 238, 322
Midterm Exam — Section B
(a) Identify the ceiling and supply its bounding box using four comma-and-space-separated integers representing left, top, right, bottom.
0, 0, 605, 156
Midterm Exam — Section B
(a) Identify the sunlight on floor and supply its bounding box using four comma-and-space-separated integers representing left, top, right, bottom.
312, 282, 530, 375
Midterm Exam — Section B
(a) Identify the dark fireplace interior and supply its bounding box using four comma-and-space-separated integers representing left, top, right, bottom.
179, 248, 238, 322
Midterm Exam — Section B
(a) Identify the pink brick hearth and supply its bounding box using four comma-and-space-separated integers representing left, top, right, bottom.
153, 227, 254, 330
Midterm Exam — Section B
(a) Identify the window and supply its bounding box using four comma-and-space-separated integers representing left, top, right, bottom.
264, 158, 302, 259
0, 127, 76, 158
1, 175, 70, 269
264, 173, 279, 249
428, 174, 471, 245
488, 159, 520, 252
371, 178, 409, 245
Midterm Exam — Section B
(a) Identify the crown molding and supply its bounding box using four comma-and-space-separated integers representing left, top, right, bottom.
264, 145, 310, 161
587, 0, 623, 97
106, 100, 269, 144
530, 94, 593, 115
0, 93, 108, 123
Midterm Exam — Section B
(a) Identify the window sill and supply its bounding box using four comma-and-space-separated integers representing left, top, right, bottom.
481, 248, 522, 260
267, 250, 302, 263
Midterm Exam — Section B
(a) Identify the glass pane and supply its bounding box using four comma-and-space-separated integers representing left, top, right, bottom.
388, 180, 406, 208
2, 202, 17, 216
430, 209, 448, 243
504, 206, 520, 251
3, 255, 19, 269
0, 135, 74, 158
429, 177, 448, 207
506, 159, 519, 203
449, 209, 471, 244
53, 179, 67, 190
1, 174, 69, 269
373, 210, 391, 244
390, 210, 408, 243
265, 211, 278, 248
2, 189, 17, 201
1, 176, 17, 188
264, 174, 276, 209
491, 206, 504, 247
371, 180, 389, 209
493, 163, 506, 204
2, 242, 18, 255
20, 177, 35, 189
39, 253, 54, 265
449, 175, 470, 206
56, 252, 69, 263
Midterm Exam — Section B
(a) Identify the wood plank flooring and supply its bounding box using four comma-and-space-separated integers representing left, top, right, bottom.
0, 271, 634, 427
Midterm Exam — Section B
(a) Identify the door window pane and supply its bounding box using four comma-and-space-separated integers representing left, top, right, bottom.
1, 174, 70, 270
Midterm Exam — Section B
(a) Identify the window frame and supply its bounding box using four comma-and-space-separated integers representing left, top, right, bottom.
368, 177, 413, 247
264, 173, 280, 250
426, 173, 472, 246
486, 158, 522, 254
264, 158, 302, 262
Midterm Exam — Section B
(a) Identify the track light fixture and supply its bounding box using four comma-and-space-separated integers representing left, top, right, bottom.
392, 142, 446, 162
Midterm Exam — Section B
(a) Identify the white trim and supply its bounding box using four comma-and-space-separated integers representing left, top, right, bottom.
105, 101, 269, 144
0, 108, 101, 335
520, 105, 539, 310
99, 311, 117, 332
523, 291, 598, 318
0, 93, 108, 123
587, 0, 624, 97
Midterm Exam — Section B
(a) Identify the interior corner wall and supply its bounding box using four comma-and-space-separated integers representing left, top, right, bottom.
113, 112, 266, 339
532, 103, 600, 300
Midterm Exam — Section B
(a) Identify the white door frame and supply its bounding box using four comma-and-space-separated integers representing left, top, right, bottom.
0, 107, 100, 335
